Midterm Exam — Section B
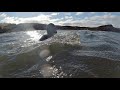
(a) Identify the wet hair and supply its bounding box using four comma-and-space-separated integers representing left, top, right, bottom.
48, 23, 55, 26
47, 23, 55, 27
40, 23, 57, 41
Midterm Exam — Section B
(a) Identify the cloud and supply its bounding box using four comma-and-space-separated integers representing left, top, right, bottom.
56, 14, 120, 28
0, 13, 64, 25
64, 13, 71, 16
51, 13, 59, 16
76, 14, 120, 27
1, 14, 52, 24
64, 16, 73, 19
81, 15, 118, 27
90, 12, 96, 14
76, 12, 84, 15
0, 13, 7, 18
0, 12, 120, 28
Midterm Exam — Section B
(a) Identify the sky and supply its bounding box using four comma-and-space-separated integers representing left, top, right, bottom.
0, 12, 120, 27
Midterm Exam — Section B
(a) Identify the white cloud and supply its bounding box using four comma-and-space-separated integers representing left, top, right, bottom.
64, 13, 71, 16
90, 12, 96, 14
51, 13, 59, 16
0, 13, 7, 18
0, 12, 120, 28
1, 14, 52, 24
0, 13, 64, 25
85, 15, 117, 27
104, 12, 109, 14
76, 12, 84, 15
76, 14, 120, 27
56, 14, 120, 28
65, 16, 73, 19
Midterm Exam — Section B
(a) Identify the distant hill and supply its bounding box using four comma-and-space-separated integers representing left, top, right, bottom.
0, 23, 120, 33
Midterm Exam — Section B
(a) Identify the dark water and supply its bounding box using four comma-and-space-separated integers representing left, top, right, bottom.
0, 30, 120, 78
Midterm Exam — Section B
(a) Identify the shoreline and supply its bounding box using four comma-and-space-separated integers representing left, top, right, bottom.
0, 23, 120, 33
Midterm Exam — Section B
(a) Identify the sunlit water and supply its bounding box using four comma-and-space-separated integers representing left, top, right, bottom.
0, 30, 120, 78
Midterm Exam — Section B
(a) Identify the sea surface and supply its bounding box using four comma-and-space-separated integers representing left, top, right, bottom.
0, 30, 120, 78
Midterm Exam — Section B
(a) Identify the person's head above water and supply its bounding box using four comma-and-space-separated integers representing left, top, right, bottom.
46, 23, 57, 37
39, 23, 57, 41
47, 23, 55, 27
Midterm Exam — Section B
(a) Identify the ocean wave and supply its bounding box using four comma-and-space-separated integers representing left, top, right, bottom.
0, 30, 120, 78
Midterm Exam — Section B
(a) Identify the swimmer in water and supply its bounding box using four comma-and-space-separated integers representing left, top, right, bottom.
39, 23, 57, 41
